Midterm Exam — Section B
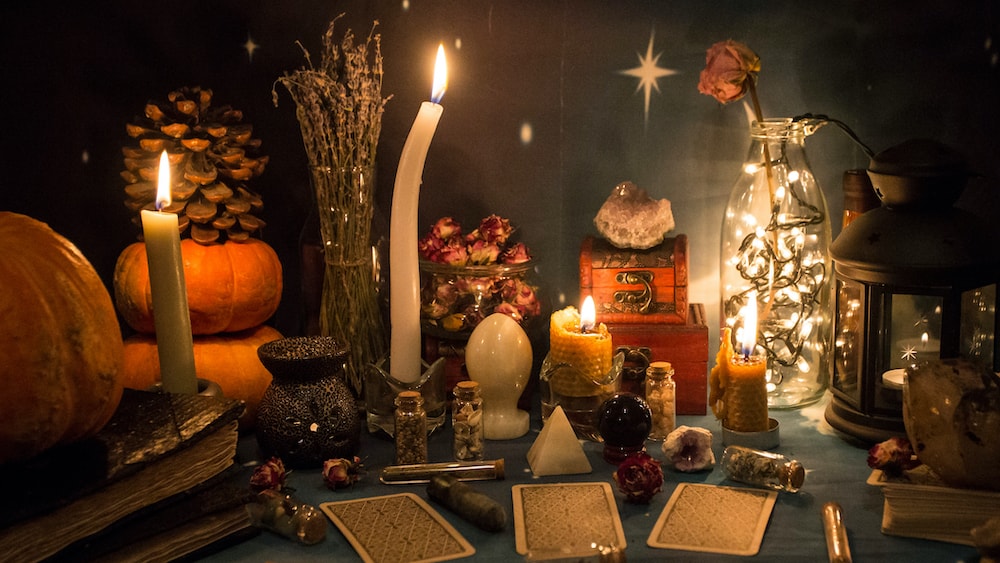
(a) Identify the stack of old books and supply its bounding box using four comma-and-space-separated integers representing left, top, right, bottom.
0, 388, 256, 562
868, 466, 1000, 545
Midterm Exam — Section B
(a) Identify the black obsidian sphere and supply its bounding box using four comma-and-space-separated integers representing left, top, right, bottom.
597, 393, 652, 464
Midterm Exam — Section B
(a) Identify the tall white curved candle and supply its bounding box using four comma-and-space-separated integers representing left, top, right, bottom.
389, 45, 447, 383
140, 151, 198, 394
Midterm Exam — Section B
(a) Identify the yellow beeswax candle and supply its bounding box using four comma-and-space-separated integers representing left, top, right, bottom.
547, 300, 613, 397
709, 327, 769, 432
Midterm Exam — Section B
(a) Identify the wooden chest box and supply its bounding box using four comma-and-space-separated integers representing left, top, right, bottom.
580, 235, 688, 325
608, 303, 709, 415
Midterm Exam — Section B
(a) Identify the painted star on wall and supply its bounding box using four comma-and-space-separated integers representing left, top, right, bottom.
619, 30, 678, 125
244, 34, 260, 62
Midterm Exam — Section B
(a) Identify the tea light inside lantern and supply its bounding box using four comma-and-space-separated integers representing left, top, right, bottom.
882, 368, 907, 390
899, 332, 941, 355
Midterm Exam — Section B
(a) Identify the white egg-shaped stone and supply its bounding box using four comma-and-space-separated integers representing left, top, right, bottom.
466, 313, 533, 439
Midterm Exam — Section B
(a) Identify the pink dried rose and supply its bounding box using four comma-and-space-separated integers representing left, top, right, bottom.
867, 437, 922, 477
500, 242, 531, 264
418, 235, 445, 261
438, 239, 470, 265
418, 215, 531, 266
322, 456, 364, 490
472, 214, 512, 245
250, 456, 287, 492
661, 426, 716, 472
431, 216, 462, 240
613, 452, 664, 504
504, 278, 541, 318
467, 239, 501, 265
493, 301, 523, 322
697, 39, 761, 104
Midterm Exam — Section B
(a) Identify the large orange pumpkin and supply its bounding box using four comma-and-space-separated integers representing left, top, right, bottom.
122, 324, 281, 429
0, 212, 125, 464
114, 238, 282, 335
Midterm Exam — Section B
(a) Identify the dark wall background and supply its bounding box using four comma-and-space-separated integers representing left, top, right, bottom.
2, 0, 997, 361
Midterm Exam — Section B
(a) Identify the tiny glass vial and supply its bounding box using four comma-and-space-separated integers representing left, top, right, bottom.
452, 380, 484, 461
721, 445, 805, 493
395, 391, 428, 465
645, 361, 676, 441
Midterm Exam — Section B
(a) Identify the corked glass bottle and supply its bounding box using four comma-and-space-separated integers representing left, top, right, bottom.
645, 361, 676, 440
452, 380, 484, 461
720, 118, 832, 408
721, 445, 805, 493
394, 391, 428, 465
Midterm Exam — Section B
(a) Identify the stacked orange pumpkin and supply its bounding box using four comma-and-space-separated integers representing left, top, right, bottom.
113, 87, 282, 429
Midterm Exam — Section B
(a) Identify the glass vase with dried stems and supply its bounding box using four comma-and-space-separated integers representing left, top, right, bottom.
275, 15, 391, 396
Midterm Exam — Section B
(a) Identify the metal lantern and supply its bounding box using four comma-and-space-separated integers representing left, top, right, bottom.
824, 139, 1000, 443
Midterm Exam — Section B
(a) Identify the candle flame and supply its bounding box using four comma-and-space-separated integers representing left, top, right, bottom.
431, 43, 447, 103
156, 151, 171, 211
580, 295, 596, 332
738, 291, 758, 357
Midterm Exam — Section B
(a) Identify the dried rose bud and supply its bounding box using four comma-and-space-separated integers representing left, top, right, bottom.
662, 425, 716, 472
475, 214, 513, 244
467, 239, 501, 264
437, 239, 469, 265
418, 234, 445, 260
250, 456, 287, 492
500, 241, 531, 264
510, 280, 541, 317
431, 217, 462, 240
322, 456, 363, 490
697, 39, 761, 104
493, 301, 523, 323
613, 452, 664, 504
867, 437, 922, 477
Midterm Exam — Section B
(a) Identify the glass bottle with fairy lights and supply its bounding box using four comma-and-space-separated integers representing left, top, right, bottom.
720, 118, 833, 408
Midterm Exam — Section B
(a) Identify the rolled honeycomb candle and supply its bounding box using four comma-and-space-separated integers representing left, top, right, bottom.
547, 306, 613, 397
709, 327, 769, 432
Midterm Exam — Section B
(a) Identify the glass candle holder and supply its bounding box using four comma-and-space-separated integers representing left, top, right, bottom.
365, 356, 446, 437
539, 352, 623, 441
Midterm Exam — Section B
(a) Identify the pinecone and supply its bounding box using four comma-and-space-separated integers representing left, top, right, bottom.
121, 86, 270, 244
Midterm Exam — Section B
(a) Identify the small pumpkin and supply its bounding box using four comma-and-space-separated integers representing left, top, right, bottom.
0, 212, 125, 464
114, 238, 282, 335
122, 324, 281, 429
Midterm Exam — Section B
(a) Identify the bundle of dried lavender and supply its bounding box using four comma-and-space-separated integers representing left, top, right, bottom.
274, 14, 392, 394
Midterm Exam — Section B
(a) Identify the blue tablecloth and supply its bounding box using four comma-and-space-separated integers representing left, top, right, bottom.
205, 393, 981, 562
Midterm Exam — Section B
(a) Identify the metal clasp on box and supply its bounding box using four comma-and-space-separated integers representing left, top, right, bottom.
614, 270, 653, 314
616, 345, 651, 392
